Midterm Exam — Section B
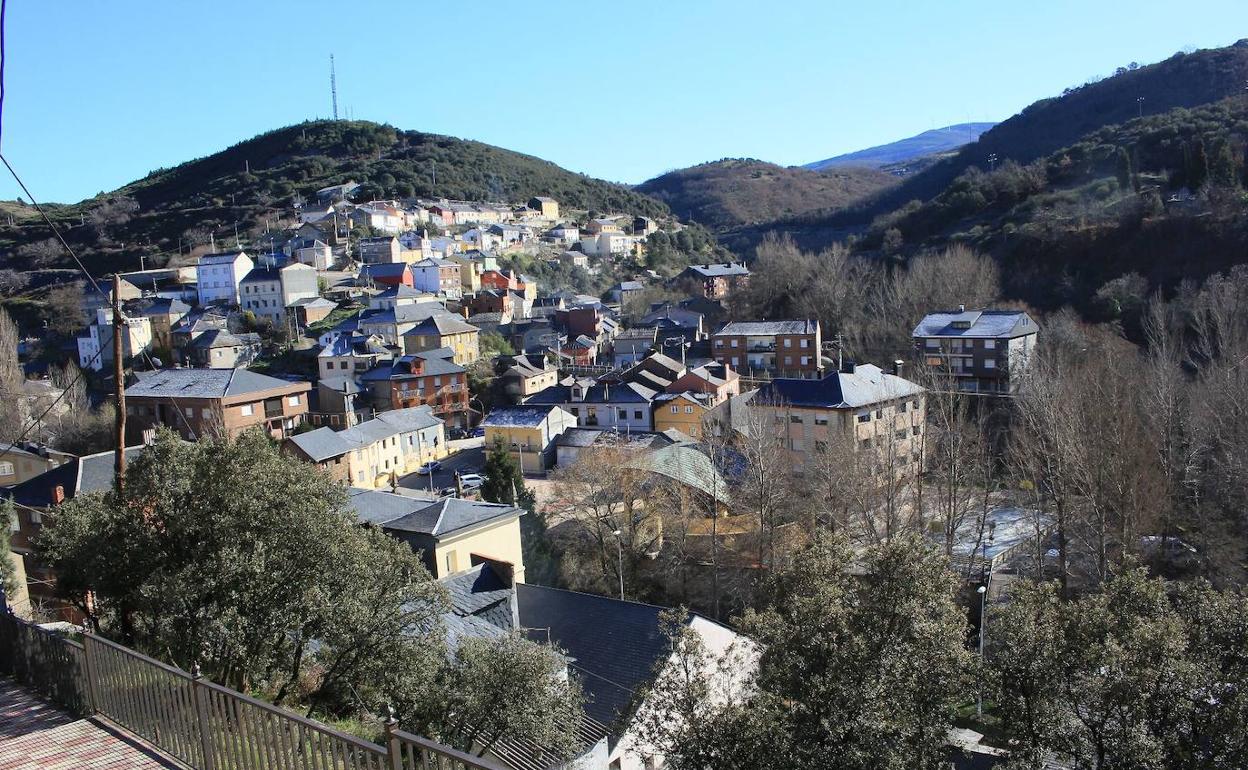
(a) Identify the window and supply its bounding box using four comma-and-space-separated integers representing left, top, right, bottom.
800, 338, 809, 348
240, 404, 254, 417
714, 339, 723, 348
912, 425, 921, 436
926, 339, 940, 349
860, 438, 872, 449
444, 550, 458, 574
898, 401, 908, 413
815, 440, 828, 452
784, 338, 792, 348
784, 356, 792, 365
857, 413, 871, 423
0, 461, 15, 476
815, 415, 828, 425
636, 410, 644, 419
670, 405, 679, 414
730, 339, 738, 348
875, 409, 883, 419
984, 339, 996, 349
731, 357, 739, 366
896, 429, 907, 440
618, 409, 627, 420
800, 356, 810, 366
287, 395, 301, 406
790, 414, 802, 424
791, 439, 804, 451
571, 407, 579, 416
984, 359, 996, 369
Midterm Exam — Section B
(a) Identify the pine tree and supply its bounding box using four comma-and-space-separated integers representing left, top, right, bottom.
481, 438, 524, 505
1116, 146, 1133, 191
1, 498, 20, 601
1188, 138, 1209, 190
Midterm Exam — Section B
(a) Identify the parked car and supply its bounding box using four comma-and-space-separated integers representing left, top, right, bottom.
437, 486, 458, 498
417, 460, 443, 474
447, 427, 468, 440
470, 427, 485, 438
458, 473, 485, 491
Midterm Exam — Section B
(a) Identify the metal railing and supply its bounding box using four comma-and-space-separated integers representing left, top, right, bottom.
0, 610, 505, 770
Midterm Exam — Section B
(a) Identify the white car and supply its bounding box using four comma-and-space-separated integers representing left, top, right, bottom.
458, 473, 485, 490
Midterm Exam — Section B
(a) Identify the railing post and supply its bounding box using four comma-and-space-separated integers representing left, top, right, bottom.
79, 627, 102, 715
191, 663, 217, 770
384, 705, 403, 770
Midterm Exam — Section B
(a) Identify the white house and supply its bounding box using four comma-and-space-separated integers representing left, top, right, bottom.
77, 307, 154, 372
196, 251, 254, 306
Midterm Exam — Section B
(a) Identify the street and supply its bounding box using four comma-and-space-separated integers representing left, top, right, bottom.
398, 436, 485, 495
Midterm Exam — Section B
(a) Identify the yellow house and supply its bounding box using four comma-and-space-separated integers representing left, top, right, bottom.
347, 488, 527, 582
0, 444, 75, 487
527, 196, 559, 220
652, 392, 712, 438
286, 406, 449, 489
402, 316, 481, 365
481, 404, 577, 474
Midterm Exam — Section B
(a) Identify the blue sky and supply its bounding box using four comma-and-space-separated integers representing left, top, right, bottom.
2, 0, 1246, 203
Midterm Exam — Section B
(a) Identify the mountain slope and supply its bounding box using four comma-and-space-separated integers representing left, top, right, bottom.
0, 120, 669, 277
804, 123, 996, 170
763, 39, 1248, 241
636, 158, 895, 232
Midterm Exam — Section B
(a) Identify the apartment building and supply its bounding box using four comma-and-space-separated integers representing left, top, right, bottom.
196, 251, 255, 306
912, 307, 1039, 393
401, 315, 480, 365
124, 368, 311, 442
711, 319, 822, 378
286, 406, 447, 488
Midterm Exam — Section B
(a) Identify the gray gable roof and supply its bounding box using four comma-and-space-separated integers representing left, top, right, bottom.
912, 309, 1038, 339
4, 447, 145, 508
481, 405, 562, 428
756, 364, 922, 409
685, 263, 749, 278
127, 368, 304, 399
716, 319, 817, 336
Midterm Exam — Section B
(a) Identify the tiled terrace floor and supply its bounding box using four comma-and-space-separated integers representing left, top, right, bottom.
0, 678, 185, 769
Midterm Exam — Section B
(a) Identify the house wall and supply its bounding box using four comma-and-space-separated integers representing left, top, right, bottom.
653, 401, 707, 438
755, 393, 926, 468
435, 517, 526, 583
126, 385, 310, 442
0, 450, 70, 487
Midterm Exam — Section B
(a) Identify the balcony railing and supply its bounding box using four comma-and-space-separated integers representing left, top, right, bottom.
0, 610, 504, 770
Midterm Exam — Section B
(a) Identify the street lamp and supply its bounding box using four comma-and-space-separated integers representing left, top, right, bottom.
612, 529, 625, 600
977, 584, 988, 717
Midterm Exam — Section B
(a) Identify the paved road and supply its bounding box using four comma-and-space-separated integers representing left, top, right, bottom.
398, 437, 485, 495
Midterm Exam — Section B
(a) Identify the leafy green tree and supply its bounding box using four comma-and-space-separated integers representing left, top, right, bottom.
991, 569, 1248, 770
478, 331, 515, 359
641, 535, 972, 770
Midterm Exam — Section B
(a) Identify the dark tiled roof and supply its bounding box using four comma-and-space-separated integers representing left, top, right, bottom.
3, 447, 144, 508
482, 405, 562, 428
381, 497, 522, 537
912, 309, 1037, 338
756, 364, 922, 409
516, 584, 691, 729
684, 263, 749, 278
127, 368, 307, 399
441, 563, 515, 630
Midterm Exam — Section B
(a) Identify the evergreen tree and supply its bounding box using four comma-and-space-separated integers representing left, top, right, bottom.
1116, 146, 1133, 191
1188, 138, 1209, 190
481, 437, 525, 505
1, 498, 20, 601
1209, 137, 1238, 187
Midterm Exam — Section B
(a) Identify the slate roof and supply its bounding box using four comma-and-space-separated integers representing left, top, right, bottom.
127, 368, 307, 399
442, 563, 515, 631
188, 329, 248, 349
684, 263, 750, 278
755, 364, 922, 409
912, 309, 1038, 339
125, 297, 191, 317
627, 443, 731, 504
526, 381, 657, 407
240, 266, 281, 283
289, 406, 441, 461
197, 251, 248, 266
516, 584, 718, 730
555, 428, 682, 451
403, 315, 478, 337
715, 320, 817, 336
377, 496, 522, 537
358, 263, 410, 281
289, 296, 337, 309
482, 405, 564, 428
373, 285, 426, 300
287, 427, 355, 462
3, 447, 145, 508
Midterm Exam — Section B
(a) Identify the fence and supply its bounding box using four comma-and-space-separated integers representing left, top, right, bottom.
0, 610, 505, 770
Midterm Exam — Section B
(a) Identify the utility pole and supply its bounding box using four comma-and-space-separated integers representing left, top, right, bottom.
112, 274, 127, 495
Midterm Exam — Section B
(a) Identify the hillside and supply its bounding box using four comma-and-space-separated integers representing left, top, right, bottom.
636, 158, 895, 232
850, 95, 1248, 319
0, 120, 670, 278
804, 122, 996, 170
733, 39, 1248, 248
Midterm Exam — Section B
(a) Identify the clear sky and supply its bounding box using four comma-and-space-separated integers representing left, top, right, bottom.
2, 0, 1247, 203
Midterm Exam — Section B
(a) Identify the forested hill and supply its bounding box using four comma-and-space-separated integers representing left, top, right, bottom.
636, 158, 895, 232
844, 95, 1248, 322
0, 120, 669, 277
735, 39, 1248, 243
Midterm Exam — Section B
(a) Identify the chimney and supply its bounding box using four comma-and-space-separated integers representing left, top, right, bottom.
53, 484, 65, 505
958, 304, 966, 313
893, 359, 904, 377
841, 358, 856, 375
409, 357, 425, 376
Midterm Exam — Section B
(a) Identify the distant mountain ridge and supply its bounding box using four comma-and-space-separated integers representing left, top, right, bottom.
804, 123, 997, 170
636, 159, 895, 232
